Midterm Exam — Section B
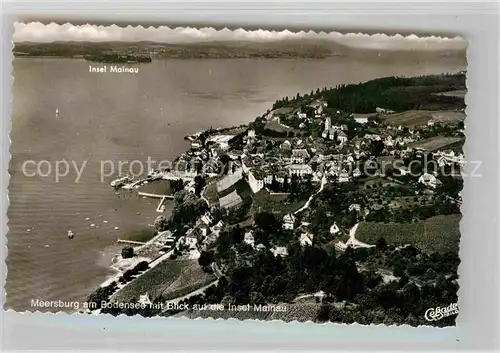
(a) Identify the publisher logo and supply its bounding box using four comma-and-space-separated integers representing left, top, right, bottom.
424, 303, 459, 321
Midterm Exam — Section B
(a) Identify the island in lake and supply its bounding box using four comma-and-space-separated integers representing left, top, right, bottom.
84, 53, 152, 63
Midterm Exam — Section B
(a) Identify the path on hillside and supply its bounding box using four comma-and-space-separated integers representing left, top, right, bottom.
345, 223, 374, 249
294, 175, 327, 215
200, 185, 210, 206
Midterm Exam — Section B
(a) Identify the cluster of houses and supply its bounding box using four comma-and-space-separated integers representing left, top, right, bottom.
177, 209, 225, 257
322, 116, 349, 145
171, 98, 465, 260
240, 112, 362, 193
204, 99, 463, 202
435, 149, 466, 168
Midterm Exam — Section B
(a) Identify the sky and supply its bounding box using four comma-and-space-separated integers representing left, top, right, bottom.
13, 22, 468, 51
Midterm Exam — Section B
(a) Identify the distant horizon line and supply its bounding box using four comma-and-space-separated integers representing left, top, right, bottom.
12, 40, 468, 54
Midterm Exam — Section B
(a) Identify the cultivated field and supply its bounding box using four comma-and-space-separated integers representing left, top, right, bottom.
160, 261, 216, 300
251, 189, 305, 215
173, 303, 322, 322
387, 195, 433, 209
381, 110, 465, 127
265, 120, 293, 133
430, 111, 466, 124
355, 214, 461, 254
382, 110, 432, 127
359, 176, 400, 190
111, 260, 214, 303
432, 90, 467, 99
408, 136, 464, 152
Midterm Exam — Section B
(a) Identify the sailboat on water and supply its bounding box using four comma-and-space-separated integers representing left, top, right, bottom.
56, 108, 60, 117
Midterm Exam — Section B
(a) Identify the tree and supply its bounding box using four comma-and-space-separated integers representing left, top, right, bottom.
194, 175, 206, 196
121, 247, 134, 259
123, 269, 134, 281
154, 215, 168, 232
376, 237, 388, 251
220, 154, 231, 175
135, 261, 149, 272
87, 281, 117, 309
230, 225, 244, 245
198, 250, 215, 267
254, 212, 281, 233
317, 304, 332, 322
171, 179, 184, 193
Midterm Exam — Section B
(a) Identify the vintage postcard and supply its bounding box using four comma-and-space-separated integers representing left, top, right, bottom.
6, 22, 467, 327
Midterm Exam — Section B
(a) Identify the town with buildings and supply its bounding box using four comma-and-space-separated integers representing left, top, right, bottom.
88, 73, 465, 326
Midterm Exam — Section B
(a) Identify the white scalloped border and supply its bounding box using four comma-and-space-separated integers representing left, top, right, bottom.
5, 22, 466, 328
13, 22, 468, 51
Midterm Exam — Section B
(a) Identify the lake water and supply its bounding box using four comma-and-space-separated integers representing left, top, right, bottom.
6, 55, 466, 311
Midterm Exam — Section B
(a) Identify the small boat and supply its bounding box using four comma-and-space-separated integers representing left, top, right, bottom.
67, 230, 74, 239
56, 108, 60, 116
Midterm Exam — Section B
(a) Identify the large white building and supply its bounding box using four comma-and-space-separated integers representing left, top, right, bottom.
324, 116, 332, 131
418, 173, 441, 188
287, 164, 313, 177
354, 117, 369, 124
248, 170, 265, 193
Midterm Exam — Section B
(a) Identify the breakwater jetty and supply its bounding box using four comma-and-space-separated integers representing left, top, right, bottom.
137, 192, 174, 213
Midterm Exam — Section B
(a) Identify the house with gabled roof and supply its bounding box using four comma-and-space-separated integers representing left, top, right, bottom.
282, 213, 296, 230
330, 223, 340, 235
299, 232, 314, 246
243, 230, 255, 247
418, 173, 442, 189
291, 149, 310, 164
338, 169, 350, 183
271, 246, 288, 257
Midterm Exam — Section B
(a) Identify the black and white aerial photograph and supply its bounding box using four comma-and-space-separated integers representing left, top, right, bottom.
6, 22, 467, 327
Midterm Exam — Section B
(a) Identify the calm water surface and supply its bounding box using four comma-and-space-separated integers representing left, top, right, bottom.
6, 56, 466, 311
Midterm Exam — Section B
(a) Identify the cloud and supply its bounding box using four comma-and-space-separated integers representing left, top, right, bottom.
13, 22, 467, 51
